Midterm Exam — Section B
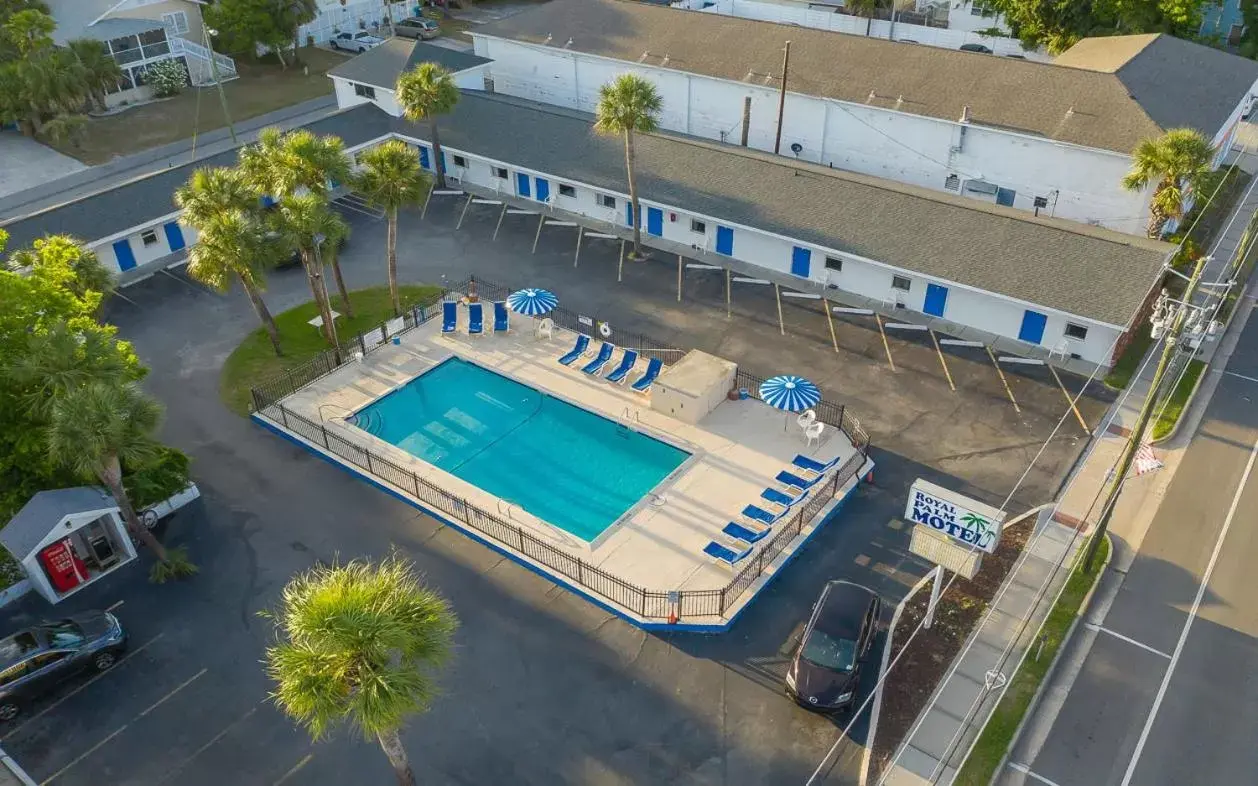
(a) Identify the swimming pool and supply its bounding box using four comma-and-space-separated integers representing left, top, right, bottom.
351, 357, 690, 541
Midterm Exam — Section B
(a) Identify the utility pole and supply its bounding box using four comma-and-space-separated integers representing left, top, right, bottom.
204, 27, 237, 144
1084, 251, 1210, 569
773, 40, 791, 155
740, 95, 751, 147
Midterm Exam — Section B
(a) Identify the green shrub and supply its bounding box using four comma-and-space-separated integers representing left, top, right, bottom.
124, 446, 191, 510
147, 59, 188, 98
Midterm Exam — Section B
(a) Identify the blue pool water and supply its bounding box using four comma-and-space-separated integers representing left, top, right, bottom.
352, 357, 690, 541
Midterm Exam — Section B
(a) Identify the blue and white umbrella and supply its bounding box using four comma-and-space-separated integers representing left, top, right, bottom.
759, 375, 821, 412
507, 288, 558, 316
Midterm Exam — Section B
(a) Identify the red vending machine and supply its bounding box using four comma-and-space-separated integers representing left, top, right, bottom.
39, 539, 88, 595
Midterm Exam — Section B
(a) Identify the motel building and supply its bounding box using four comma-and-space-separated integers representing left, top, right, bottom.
468, 0, 1258, 237
2, 39, 1173, 381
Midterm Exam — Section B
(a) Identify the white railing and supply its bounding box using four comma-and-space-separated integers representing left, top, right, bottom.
170, 37, 238, 82
675, 0, 1050, 61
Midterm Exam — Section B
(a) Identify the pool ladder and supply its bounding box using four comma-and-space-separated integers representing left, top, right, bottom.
497, 499, 520, 521
621, 407, 641, 423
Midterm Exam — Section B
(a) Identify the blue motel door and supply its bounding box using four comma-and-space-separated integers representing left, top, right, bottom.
534, 177, 550, 202
516, 172, 531, 198
790, 246, 811, 277
1019, 310, 1047, 344
418, 146, 431, 170
112, 239, 137, 271
163, 222, 186, 252
715, 226, 734, 256
647, 207, 663, 236
923, 283, 948, 317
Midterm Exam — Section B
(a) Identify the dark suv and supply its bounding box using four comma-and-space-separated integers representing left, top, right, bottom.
0, 611, 127, 721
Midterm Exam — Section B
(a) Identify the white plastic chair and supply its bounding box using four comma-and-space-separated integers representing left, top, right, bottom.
535, 317, 554, 340
797, 409, 817, 431
805, 421, 824, 448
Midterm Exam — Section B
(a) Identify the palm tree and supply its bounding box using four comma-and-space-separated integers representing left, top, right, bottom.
14, 48, 87, 135
46, 382, 180, 566
395, 63, 459, 189
278, 194, 350, 345
67, 38, 123, 112
239, 128, 356, 316
594, 74, 662, 262
192, 214, 288, 356
1122, 128, 1216, 238
264, 552, 458, 786
3, 8, 55, 57
9, 323, 139, 418
353, 141, 430, 316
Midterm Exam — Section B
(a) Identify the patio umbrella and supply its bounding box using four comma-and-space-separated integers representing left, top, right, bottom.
506, 288, 558, 316
760, 375, 822, 431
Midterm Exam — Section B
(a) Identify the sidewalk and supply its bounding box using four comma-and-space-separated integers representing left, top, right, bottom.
878, 161, 1258, 785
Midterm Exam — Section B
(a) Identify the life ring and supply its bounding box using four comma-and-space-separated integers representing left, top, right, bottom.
598, 321, 612, 338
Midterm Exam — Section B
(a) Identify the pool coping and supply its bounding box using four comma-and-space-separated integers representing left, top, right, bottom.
341, 351, 704, 550
253, 410, 873, 632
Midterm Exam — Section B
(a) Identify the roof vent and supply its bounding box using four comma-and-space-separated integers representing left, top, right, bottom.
895, 94, 904, 110
564, 37, 573, 49
959, 105, 971, 123
543, 33, 553, 45
867, 90, 877, 103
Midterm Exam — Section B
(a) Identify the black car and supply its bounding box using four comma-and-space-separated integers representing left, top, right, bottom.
959, 43, 994, 54
786, 581, 880, 712
0, 611, 127, 721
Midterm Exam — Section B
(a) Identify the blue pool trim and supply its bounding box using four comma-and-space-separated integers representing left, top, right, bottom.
253, 412, 868, 633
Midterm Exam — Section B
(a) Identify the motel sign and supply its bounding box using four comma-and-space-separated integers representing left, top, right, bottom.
904, 479, 1005, 554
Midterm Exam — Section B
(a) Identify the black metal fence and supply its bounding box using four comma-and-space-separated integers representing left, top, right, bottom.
249, 276, 874, 621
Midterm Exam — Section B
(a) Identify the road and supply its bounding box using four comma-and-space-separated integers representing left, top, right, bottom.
1000, 302, 1258, 786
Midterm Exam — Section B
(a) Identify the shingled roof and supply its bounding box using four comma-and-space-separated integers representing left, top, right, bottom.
327, 38, 490, 89
472, 0, 1258, 154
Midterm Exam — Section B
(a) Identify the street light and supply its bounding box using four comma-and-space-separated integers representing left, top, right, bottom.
203, 26, 237, 144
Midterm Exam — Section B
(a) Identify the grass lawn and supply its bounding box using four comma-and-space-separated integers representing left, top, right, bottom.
51, 48, 350, 164
1104, 321, 1154, 390
423, 9, 476, 42
219, 284, 443, 416
954, 535, 1110, 786
1151, 359, 1206, 441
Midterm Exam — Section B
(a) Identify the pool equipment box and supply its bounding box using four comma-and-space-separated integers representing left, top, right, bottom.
650, 351, 736, 424
905, 479, 1004, 554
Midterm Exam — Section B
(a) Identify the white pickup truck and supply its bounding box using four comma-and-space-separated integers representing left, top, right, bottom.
330, 32, 385, 53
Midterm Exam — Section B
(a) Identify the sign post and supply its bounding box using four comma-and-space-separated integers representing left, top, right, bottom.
923, 565, 944, 630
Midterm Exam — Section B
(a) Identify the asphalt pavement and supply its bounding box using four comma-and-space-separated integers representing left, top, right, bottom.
1001, 301, 1258, 786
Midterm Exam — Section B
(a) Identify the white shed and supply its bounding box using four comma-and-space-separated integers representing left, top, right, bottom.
1, 488, 137, 604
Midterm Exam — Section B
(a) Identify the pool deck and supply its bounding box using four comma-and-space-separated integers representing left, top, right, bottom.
257, 311, 869, 627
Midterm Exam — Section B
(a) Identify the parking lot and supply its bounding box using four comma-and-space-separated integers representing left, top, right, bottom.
0, 197, 1107, 784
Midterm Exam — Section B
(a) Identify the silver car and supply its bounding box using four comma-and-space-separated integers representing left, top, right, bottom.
0, 611, 128, 721
394, 17, 441, 40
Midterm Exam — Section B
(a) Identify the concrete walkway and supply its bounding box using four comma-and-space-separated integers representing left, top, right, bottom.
0, 134, 86, 200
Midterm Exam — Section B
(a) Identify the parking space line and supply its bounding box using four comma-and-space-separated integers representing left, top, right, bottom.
1084, 623, 1172, 659
1223, 370, 1258, 384
3, 634, 164, 741
273, 754, 313, 786
39, 668, 206, 784
1008, 761, 1065, 786
156, 700, 266, 784
105, 600, 124, 612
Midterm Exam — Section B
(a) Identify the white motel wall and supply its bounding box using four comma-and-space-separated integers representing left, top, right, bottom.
470, 35, 1155, 237
91, 214, 199, 279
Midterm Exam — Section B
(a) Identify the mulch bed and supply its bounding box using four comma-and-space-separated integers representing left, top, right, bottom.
869, 516, 1033, 780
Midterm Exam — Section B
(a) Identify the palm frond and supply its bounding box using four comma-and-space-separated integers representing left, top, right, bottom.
395, 63, 459, 124
47, 381, 162, 481
594, 73, 663, 137
353, 141, 429, 211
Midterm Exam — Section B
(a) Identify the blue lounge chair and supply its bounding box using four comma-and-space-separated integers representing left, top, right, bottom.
631, 356, 663, 393
493, 301, 509, 333
605, 349, 638, 383
558, 334, 590, 366
760, 487, 800, 509
441, 301, 457, 334
704, 540, 753, 567
723, 521, 770, 544
776, 470, 824, 492
581, 342, 614, 375
792, 454, 840, 477
742, 503, 787, 527
467, 302, 484, 335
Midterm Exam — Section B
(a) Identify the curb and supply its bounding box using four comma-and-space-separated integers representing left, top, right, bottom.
983, 532, 1113, 786
0, 744, 36, 786
1150, 360, 1209, 445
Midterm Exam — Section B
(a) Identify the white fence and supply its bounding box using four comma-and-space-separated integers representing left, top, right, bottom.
299, 0, 413, 45
674, 0, 1049, 61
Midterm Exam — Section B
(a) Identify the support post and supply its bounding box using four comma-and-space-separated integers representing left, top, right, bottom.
455, 193, 474, 230
740, 95, 751, 147
677, 255, 684, 302
617, 239, 626, 282
492, 203, 508, 240
824, 298, 839, 353
573, 225, 584, 267
874, 313, 895, 370
986, 346, 1021, 413
420, 180, 436, 220
531, 214, 546, 254
725, 268, 732, 319
774, 40, 792, 155
923, 565, 944, 630
928, 329, 956, 391
1049, 365, 1091, 435
774, 283, 785, 335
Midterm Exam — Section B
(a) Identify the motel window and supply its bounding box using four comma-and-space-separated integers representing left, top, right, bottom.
559, 184, 576, 197
1064, 323, 1089, 340
599, 194, 616, 209
353, 83, 375, 99
944, 174, 961, 191
690, 219, 706, 234
452, 155, 468, 168
162, 11, 189, 35
825, 255, 842, 272
891, 275, 912, 291
140, 229, 159, 247
492, 166, 508, 179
